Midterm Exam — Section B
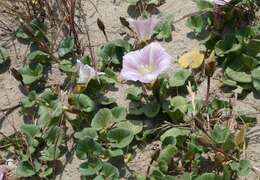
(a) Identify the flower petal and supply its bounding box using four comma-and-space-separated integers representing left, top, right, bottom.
76, 60, 103, 84
214, 0, 230, 5
128, 18, 160, 41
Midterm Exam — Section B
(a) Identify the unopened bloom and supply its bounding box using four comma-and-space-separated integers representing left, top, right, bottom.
214, 0, 231, 6
128, 18, 159, 41
120, 42, 171, 83
76, 60, 104, 84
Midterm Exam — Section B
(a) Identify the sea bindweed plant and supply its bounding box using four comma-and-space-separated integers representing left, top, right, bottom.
0, 0, 259, 179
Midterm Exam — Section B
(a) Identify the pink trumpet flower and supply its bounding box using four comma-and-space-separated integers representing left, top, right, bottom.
0, 171, 5, 180
128, 18, 160, 41
120, 42, 171, 83
76, 60, 104, 84
214, 0, 231, 6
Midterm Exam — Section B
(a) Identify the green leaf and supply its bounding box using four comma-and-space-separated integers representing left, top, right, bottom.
223, 75, 237, 87
117, 120, 143, 134
74, 128, 98, 140
160, 128, 189, 142
148, 0, 159, 5
59, 59, 76, 73
16, 161, 36, 177
20, 63, 43, 84
80, 158, 103, 176
30, 19, 48, 40
208, 98, 229, 115
170, 96, 188, 113
164, 96, 188, 121
27, 50, 49, 64
252, 67, 260, 91
58, 37, 74, 58
40, 144, 61, 161
100, 162, 119, 180
15, 26, 31, 44
187, 15, 207, 33
111, 106, 127, 122
195, 173, 216, 180
237, 113, 257, 124
215, 38, 241, 57
180, 173, 192, 180
169, 69, 191, 87
98, 96, 116, 105
0, 47, 9, 64
39, 167, 53, 178
20, 124, 40, 153
107, 128, 134, 148
127, 85, 142, 101
225, 67, 252, 83
21, 124, 40, 138
128, 102, 144, 115
91, 108, 113, 130
158, 145, 177, 172
246, 38, 260, 57
230, 160, 252, 176
143, 103, 160, 118
211, 123, 230, 144
196, 0, 213, 12
21, 91, 37, 108
97, 39, 131, 65
240, 54, 258, 71
80, 55, 92, 65
108, 148, 124, 157
154, 15, 174, 41
76, 138, 103, 159
127, 0, 139, 5
43, 126, 64, 146
70, 94, 95, 112
136, 175, 146, 180
37, 105, 62, 128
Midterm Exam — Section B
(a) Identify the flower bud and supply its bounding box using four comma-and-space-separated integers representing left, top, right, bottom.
205, 51, 217, 77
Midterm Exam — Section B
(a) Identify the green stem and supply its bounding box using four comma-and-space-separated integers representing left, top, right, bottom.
205, 76, 210, 106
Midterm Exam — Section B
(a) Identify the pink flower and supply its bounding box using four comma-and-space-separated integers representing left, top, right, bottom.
120, 42, 171, 83
0, 171, 5, 180
128, 18, 160, 41
214, 0, 231, 6
76, 60, 104, 84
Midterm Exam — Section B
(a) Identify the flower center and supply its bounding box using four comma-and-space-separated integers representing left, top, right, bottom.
139, 64, 155, 75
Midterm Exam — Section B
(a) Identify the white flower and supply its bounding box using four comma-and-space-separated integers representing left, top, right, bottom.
213, 0, 231, 6
76, 60, 104, 84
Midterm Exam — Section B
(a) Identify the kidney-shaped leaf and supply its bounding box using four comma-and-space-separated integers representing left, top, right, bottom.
16, 161, 36, 177
252, 67, 260, 91
225, 67, 252, 83
107, 128, 134, 148
169, 69, 191, 87
211, 123, 230, 144
20, 63, 43, 84
70, 94, 95, 112
117, 120, 143, 134
58, 37, 74, 58
91, 108, 113, 130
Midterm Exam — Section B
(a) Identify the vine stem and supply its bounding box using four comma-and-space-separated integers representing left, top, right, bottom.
141, 83, 149, 102
205, 76, 210, 106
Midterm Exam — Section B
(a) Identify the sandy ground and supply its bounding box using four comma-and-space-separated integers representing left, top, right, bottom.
0, 0, 259, 179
